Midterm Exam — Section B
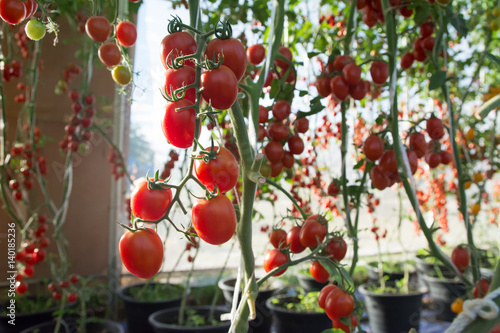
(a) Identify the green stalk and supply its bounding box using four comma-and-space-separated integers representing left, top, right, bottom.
349, 166, 368, 276
265, 178, 307, 219
178, 244, 200, 326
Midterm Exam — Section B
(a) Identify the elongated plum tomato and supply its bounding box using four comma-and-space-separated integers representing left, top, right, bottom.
426, 116, 445, 140
0, 0, 26, 25
116, 21, 137, 47
130, 178, 172, 221
23, 0, 37, 19
363, 134, 384, 161
194, 146, 239, 193
192, 195, 236, 245
205, 37, 247, 81
201, 65, 238, 110
119, 228, 164, 279
310, 261, 330, 283
164, 66, 196, 102
272, 100, 291, 121
299, 218, 326, 248
269, 229, 287, 249
263, 249, 289, 276
325, 288, 354, 319
326, 237, 347, 261
98, 43, 121, 67
318, 285, 338, 309
274, 46, 293, 70
112, 65, 131, 85
287, 226, 305, 253
315, 76, 331, 98
247, 44, 265, 65
85, 16, 111, 42
161, 99, 196, 149
370, 60, 389, 85
451, 246, 469, 273
160, 31, 197, 69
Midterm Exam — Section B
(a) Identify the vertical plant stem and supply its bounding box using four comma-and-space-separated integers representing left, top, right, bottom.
178, 244, 200, 326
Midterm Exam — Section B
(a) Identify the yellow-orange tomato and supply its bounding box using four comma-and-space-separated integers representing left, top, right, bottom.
451, 298, 463, 314
464, 181, 472, 189
472, 172, 483, 183
465, 128, 475, 141
471, 203, 481, 215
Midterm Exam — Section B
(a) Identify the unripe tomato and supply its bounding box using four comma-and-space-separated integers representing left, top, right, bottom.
25, 19, 46, 40
111, 65, 132, 85
119, 228, 164, 279
192, 195, 236, 245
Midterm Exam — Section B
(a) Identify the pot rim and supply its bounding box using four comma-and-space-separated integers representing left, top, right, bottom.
19, 319, 124, 333
148, 306, 231, 330
265, 295, 325, 315
217, 276, 278, 292
358, 282, 427, 297
118, 282, 183, 305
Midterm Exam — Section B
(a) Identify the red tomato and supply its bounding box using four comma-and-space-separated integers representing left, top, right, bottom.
327, 181, 340, 196
164, 66, 196, 102
331, 317, 351, 333
265, 141, 285, 163
451, 246, 469, 273
16, 281, 28, 294
247, 44, 266, 65
407, 150, 419, 174
161, 99, 196, 149
342, 63, 361, 85
287, 226, 306, 253
333, 55, 354, 71
325, 288, 354, 319
350, 314, 358, 327
425, 151, 441, 169
310, 261, 330, 283
423, 36, 435, 51
160, 31, 197, 69
85, 16, 111, 42
268, 122, 289, 141
205, 38, 247, 81
473, 278, 490, 298
490, 324, 500, 333
274, 46, 293, 70
270, 160, 283, 177
258, 125, 267, 141
0, 0, 26, 25
201, 65, 238, 110
370, 61, 389, 85
299, 219, 327, 248
331, 76, 349, 101
294, 118, 309, 133
349, 80, 367, 100
263, 249, 289, 276
409, 132, 427, 158
192, 195, 236, 245
371, 165, 389, 190
130, 178, 172, 221
194, 146, 239, 193
318, 285, 338, 309
363, 6, 378, 28
270, 229, 287, 249
116, 21, 137, 47
272, 100, 291, 121
426, 116, 445, 140
420, 22, 434, 38
315, 76, 332, 98
400, 52, 414, 69
98, 43, 121, 67
326, 237, 347, 261
378, 149, 397, 175
119, 228, 164, 279
364, 134, 384, 161
259, 105, 269, 123
282, 151, 295, 169
440, 150, 452, 165
23, 0, 37, 18
287, 135, 304, 155
67, 292, 78, 303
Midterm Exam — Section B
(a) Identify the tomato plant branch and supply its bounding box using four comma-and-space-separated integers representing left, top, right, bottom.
265, 178, 307, 219
381, 0, 472, 287
349, 165, 368, 276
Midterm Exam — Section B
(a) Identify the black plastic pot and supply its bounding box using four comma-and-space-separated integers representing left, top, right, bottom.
148, 306, 231, 333
424, 272, 466, 321
118, 283, 182, 333
367, 262, 416, 284
0, 299, 75, 333
265, 296, 332, 333
297, 273, 329, 293
359, 283, 425, 333
414, 255, 451, 290
19, 319, 124, 333
218, 276, 275, 333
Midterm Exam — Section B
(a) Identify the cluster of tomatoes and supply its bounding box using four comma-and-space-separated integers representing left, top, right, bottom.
159, 151, 179, 180
2, 60, 22, 82
14, 215, 50, 294
85, 15, 137, 85
59, 92, 95, 153
401, 22, 436, 69
108, 147, 126, 180
0, 0, 37, 25
318, 284, 358, 332
47, 275, 80, 303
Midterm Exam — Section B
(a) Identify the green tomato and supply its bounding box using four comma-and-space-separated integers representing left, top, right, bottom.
111, 65, 132, 85
25, 19, 46, 41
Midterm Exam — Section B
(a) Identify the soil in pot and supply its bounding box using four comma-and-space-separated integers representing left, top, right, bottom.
423, 272, 466, 322
218, 276, 275, 333
266, 294, 332, 333
118, 282, 183, 333
0, 296, 74, 333
359, 282, 425, 333
19, 319, 124, 333
367, 261, 416, 284
148, 306, 231, 333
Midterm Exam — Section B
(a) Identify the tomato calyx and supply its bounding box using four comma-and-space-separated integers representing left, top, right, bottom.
214, 19, 233, 40
145, 170, 175, 192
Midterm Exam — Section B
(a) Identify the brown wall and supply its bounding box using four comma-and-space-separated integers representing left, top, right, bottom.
0, 18, 122, 284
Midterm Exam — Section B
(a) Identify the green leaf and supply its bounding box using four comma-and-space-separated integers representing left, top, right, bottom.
322, 330, 345, 333
413, 6, 430, 26
308, 51, 321, 58
298, 90, 308, 97
353, 159, 365, 170
478, 94, 500, 119
269, 79, 280, 99
429, 70, 446, 91
297, 101, 325, 119
450, 14, 468, 37
485, 52, 500, 68
375, 115, 384, 126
